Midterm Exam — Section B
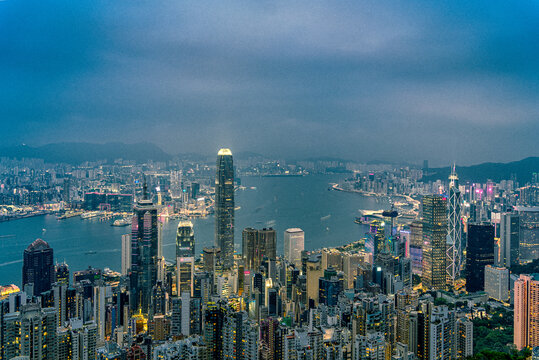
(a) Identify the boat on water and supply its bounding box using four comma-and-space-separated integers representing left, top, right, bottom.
112, 218, 131, 227
85, 251, 97, 255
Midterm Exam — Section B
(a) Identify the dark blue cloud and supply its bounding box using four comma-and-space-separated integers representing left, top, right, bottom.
1, 0, 538, 165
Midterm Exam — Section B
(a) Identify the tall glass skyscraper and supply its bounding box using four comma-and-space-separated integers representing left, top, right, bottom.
422, 195, 448, 290
22, 238, 55, 296
130, 181, 159, 314
215, 148, 235, 269
176, 220, 195, 258
465, 223, 494, 292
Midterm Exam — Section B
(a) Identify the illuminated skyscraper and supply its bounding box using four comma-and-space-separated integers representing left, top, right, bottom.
130, 180, 159, 314
497, 211, 520, 267
242, 227, 277, 272
284, 228, 304, 267
176, 220, 195, 258
514, 206, 539, 263
215, 148, 235, 269
22, 238, 55, 296
446, 165, 462, 287
422, 195, 448, 290
177, 257, 195, 296
121, 234, 131, 275
514, 274, 539, 350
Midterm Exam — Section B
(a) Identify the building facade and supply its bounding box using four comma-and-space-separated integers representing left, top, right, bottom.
215, 149, 235, 269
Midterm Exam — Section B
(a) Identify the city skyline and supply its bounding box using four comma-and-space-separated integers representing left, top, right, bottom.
0, 1, 538, 358
2, 1, 539, 165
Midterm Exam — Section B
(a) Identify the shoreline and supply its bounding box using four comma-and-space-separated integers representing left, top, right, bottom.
332, 182, 420, 219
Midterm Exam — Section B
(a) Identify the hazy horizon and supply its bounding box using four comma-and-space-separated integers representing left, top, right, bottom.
2, 1, 538, 166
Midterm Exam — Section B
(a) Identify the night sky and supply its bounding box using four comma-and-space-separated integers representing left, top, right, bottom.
1, 1, 538, 165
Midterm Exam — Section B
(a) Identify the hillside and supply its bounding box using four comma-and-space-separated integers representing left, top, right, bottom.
423, 157, 539, 183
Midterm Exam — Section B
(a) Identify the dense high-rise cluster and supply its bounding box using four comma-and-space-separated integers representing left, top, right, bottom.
0, 153, 538, 360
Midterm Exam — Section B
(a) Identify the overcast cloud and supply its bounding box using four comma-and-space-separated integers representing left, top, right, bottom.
1, 0, 538, 165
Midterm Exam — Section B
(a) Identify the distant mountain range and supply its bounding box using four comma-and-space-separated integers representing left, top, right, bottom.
0, 142, 172, 164
1, 143, 537, 183
423, 157, 539, 183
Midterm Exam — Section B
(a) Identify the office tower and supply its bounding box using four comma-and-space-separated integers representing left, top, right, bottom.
203, 246, 221, 273
22, 238, 55, 296
93, 282, 107, 342
497, 211, 520, 267
204, 302, 226, 360
177, 257, 195, 296
194, 272, 212, 304
422, 195, 448, 290
151, 281, 167, 316
343, 252, 364, 289
170, 297, 182, 336
63, 178, 71, 203
446, 166, 462, 287
259, 228, 277, 262
177, 220, 195, 258
456, 318, 473, 359
242, 228, 258, 271
284, 228, 304, 266
318, 267, 343, 306
130, 180, 159, 314
465, 224, 494, 293
181, 292, 191, 336
3, 303, 58, 360
306, 255, 323, 306
322, 249, 344, 271
484, 265, 509, 302
121, 234, 131, 276
514, 206, 539, 263
55, 262, 69, 285
409, 221, 423, 275
242, 227, 277, 272
190, 297, 203, 336
514, 274, 539, 350
215, 148, 235, 269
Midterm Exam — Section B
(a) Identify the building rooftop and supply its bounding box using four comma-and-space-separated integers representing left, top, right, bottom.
26, 238, 51, 252
218, 148, 232, 156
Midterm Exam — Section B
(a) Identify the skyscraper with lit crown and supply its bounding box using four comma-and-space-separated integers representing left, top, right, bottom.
177, 220, 195, 258
215, 148, 235, 269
